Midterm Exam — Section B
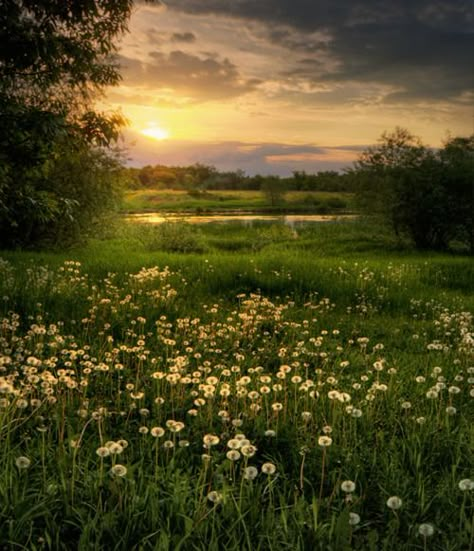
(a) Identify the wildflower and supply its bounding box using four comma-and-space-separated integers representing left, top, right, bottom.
151, 427, 165, 438
241, 444, 257, 457
96, 446, 110, 458
349, 512, 360, 526
207, 490, 222, 504
446, 406, 457, 415
458, 479, 474, 491
318, 436, 332, 447
226, 450, 241, 461
108, 442, 124, 455
15, 456, 31, 469
386, 496, 402, 510
163, 440, 174, 449
203, 434, 220, 448
341, 480, 356, 493
418, 523, 434, 537
243, 466, 259, 480
110, 464, 127, 477
264, 429, 276, 437
261, 462, 277, 475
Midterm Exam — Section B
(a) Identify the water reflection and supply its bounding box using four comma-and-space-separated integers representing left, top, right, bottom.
126, 213, 358, 226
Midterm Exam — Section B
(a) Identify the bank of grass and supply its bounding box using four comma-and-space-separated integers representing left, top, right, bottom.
122, 189, 355, 213
0, 219, 473, 550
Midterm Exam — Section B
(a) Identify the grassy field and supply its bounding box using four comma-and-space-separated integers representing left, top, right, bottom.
122, 189, 355, 214
0, 219, 473, 550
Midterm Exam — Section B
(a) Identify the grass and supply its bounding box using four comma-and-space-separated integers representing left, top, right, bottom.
122, 189, 355, 214
0, 219, 473, 550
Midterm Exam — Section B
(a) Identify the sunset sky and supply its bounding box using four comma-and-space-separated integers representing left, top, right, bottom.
103, 0, 474, 175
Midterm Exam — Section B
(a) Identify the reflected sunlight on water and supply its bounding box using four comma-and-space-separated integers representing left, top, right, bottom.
126, 213, 359, 225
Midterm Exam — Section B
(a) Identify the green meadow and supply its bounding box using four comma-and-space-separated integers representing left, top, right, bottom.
122, 189, 354, 214
0, 219, 473, 550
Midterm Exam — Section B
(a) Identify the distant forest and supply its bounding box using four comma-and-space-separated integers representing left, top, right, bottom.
124, 164, 356, 192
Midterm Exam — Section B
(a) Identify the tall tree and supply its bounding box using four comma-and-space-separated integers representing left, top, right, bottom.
0, 1, 141, 247
352, 128, 473, 251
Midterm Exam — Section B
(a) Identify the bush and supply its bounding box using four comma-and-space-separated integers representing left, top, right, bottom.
146, 222, 206, 253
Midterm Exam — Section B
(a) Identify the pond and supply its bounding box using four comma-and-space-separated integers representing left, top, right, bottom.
126, 212, 358, 226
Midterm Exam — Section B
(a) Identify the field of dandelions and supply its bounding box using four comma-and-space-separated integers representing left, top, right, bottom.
0, 221, 473, 550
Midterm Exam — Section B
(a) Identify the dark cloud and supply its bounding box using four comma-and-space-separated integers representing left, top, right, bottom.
123, 131, 364, 174
118, 51, 261, 101
167, 0, 474, 102
171, 31, 196, 42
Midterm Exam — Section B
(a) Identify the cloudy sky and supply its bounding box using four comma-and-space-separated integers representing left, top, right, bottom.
103, 0, 474, 175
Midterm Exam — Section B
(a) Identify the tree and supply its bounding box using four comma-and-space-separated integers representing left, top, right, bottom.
352, 128, 474, 252
261, 176, 288, 207
0, 1, 141, 247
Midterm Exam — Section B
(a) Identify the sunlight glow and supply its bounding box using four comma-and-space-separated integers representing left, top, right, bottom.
141, 125, 170, 141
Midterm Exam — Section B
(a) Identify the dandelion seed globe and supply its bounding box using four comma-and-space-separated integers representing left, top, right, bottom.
386, 496, 402, 510
110, 464, 127, 477
207, 490, 222, 504
341, 480, 356, 493
151, 427, 165, 438
96, 446, 110, 458
349, 512, 360, 526
15, 456, 31, 469
226, 450, 241, 461
458, 479, 474, 491
318, 436, 333, 447
241, 444, 257, 457
261, 462, 277, 475
243, 466, 259, 480
418, 523, 434, 537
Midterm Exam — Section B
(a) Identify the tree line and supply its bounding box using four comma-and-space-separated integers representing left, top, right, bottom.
124, 164, 357, 193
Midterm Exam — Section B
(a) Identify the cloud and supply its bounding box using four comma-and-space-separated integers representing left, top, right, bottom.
171, 31, 197, 43
118, 50, 261, 102
165, 0, 474, 103
122, 130, 364, 175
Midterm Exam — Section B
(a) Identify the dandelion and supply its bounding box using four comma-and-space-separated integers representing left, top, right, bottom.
458, 479, 474, 491
151, 426, 165, 438
261, 462, 277, 475
446, 406, 457, 415
110, 464, 127, 477
418, 523, 434, 537
96, 446, 110, 458
207, 490, 222, 504
386, 496, 403, 510
241, 444, 257, 458
203, 434, 220, 448
341, 480, 356, 493
243, 466, 259, 480
318, 436, 332, 447
108, 442, 124, 455
349, 512, 360, 526
226, 450, 241, 461
15, 456, 31, 469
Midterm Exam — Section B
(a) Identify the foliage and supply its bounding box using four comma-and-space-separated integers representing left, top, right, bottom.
353, 128, 474, 252
123, 164, 358, 193
144, 222, 206, 253
0, 0, 138, 247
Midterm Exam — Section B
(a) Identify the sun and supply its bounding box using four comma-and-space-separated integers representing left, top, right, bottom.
141, 125, 170, 141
